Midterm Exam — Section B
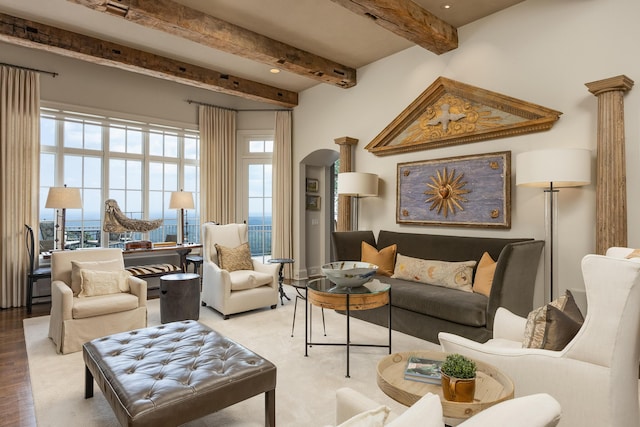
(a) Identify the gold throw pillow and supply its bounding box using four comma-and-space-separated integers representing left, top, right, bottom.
361, 241, 397, 277
215, 242, 253, 272
472, 252, 497, 297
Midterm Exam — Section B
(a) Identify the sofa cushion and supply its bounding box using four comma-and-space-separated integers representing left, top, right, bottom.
72, 292, 140, 319
78, 269, 131, 297
392, 254, 476, 292
362, 242, 397, 277
472, 252, 496, 297
379, 277, 488, 327
229, 270, 273, 291
215, 242, 253, 272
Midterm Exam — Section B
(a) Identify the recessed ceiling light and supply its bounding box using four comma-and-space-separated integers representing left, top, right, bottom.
441, 4, 452, 10
270, 68, 281, 74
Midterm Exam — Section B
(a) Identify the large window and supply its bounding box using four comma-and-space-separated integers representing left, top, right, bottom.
39, 105, 200, 250
238, 132, 273, 261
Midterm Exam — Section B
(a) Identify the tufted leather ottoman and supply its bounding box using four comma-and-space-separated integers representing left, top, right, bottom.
83, 320, 276, 426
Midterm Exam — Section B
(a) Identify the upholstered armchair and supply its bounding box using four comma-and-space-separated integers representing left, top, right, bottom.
201, 223, 279, 319
332, 387, 561, 427
439, 248, 640, 427
48, 248, 147, 354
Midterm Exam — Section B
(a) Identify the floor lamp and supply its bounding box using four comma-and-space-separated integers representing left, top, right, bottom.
516, 148, 591, 302
45, 185, 83, 251
337, 172, 378, 231
169, 190, 195, 245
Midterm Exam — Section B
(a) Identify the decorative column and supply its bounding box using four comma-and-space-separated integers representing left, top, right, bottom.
334, 136, 358, 232
585, 75, 634, 254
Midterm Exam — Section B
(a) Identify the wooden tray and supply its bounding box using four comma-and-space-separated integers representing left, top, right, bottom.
377, 350, 514, 419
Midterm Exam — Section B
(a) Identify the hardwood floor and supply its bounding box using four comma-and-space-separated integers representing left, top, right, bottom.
0, 302, 50, 427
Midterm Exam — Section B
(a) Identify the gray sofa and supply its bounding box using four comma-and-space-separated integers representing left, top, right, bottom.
331, 230, 544, 344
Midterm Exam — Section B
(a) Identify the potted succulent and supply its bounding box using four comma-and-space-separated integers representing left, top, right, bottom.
440, 353, 477, 402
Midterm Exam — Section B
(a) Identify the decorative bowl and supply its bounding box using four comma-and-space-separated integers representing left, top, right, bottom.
321, 261, 378, 288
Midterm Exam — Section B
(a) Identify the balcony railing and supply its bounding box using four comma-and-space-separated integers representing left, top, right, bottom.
45, 220, 272, 257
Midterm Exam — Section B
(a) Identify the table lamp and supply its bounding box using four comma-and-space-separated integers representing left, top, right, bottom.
169, 190, 195, 245
45, 185, 83, 250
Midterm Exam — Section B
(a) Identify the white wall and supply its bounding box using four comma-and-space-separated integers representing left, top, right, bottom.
293, 0, 640, 308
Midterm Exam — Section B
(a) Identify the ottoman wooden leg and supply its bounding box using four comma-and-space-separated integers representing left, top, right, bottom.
85, 366, 94, 399
265, 388, 275, 427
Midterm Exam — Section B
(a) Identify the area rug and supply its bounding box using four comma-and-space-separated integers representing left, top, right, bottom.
24, 285, 438, 426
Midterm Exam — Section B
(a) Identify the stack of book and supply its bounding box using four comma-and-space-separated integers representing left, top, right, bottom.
404, 356, 443, 384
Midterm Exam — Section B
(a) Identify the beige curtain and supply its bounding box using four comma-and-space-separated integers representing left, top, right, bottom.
0, 66, 40, 308
272, 111, 293, 277
199, 105, 237, 225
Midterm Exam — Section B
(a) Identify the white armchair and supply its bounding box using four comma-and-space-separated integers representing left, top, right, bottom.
48, 248, 147, 354
439, 248, 640, 427
201, 223, 279, 319
333, 387, 561, 427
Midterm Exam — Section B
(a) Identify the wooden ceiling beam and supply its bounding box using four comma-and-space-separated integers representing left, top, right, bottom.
66, 0, 357, 88
329, 0, 458, 55
0, 13, 298, 108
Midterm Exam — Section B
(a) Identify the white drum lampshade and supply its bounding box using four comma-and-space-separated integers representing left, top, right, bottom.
337, 172, 378, 196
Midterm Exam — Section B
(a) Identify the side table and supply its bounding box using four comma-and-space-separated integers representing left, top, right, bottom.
268, 258, 294, 305
290, 280, 325, 338
159, 273, 200, 323
306, 278, 392, 378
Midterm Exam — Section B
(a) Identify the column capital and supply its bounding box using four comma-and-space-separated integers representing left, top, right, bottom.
586, 75, 634, 96
334, 136, 359, 146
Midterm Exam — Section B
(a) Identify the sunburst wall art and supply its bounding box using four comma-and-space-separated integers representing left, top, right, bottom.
397, 151, 511, 228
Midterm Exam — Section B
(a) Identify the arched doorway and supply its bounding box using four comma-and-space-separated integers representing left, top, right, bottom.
297, 149, 339, 279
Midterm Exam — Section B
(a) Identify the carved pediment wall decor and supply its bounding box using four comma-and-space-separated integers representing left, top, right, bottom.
365, 77, 562, 156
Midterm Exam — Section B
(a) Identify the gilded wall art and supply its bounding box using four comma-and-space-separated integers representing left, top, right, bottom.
366, 77, 561, 156
397, 152, 511, 228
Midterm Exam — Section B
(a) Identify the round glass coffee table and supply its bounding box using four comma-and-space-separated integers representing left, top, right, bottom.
305, 278, 392, 378
377, 350, 514, 420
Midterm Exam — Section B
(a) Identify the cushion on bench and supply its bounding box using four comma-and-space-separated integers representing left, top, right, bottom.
125, 263, 181, 277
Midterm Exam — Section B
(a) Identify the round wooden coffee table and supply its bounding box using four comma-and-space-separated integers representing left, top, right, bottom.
377, 350, 514, 420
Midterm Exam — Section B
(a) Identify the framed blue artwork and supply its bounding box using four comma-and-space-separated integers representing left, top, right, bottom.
397, 151, 511, 228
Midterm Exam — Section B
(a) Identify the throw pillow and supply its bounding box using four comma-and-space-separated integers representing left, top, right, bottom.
215, 242, 253, 272
386, 392, 444, 427
77, 269, 131, 298
625, 249, 640, 259
542, 305, 583, 350
522, 290, 584, 350
71, 259, 124, 296
335, 405, 390, 427
361, 241, 397, 277
391, 254, 476, 292
472, 252, 496, 297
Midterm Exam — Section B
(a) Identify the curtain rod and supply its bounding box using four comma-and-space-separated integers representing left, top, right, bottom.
186, 99, 291, 112
0, 62, 58, 78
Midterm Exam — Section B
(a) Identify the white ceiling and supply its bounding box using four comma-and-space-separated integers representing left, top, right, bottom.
0, 0, 525, 107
